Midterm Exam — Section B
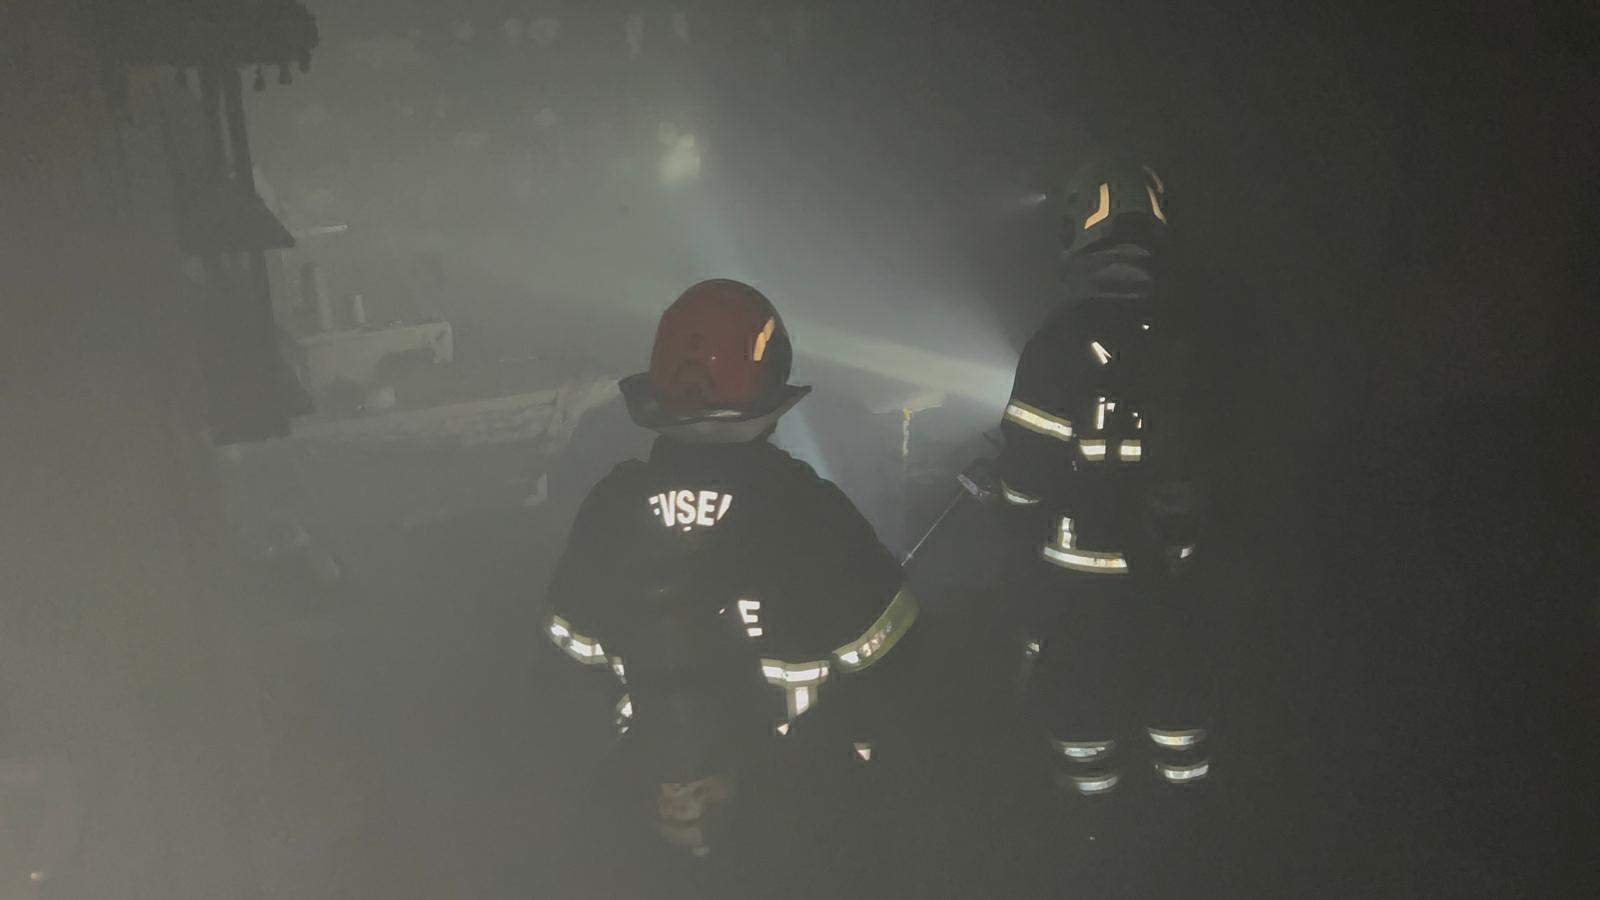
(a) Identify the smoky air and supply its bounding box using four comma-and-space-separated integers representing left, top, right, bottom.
2, 2, 1594, 898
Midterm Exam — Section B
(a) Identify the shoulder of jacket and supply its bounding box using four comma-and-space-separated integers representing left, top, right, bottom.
584, 459, 651, 501
761, 444, 829, 485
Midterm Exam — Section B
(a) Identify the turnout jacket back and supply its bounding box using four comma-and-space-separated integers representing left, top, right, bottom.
542, 435, 914, 779
996, 242, 1207, 574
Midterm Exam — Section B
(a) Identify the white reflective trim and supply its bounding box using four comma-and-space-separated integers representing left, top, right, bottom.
1058, 516, 1075, 547
854, 742, 874, 762
1024, 639, 1042, 658
831, 587, 919, 673
1156, 760, 1212, 783
761, 658, 831, 686
1002, 482, 1041, 506
548, 616, 572, 642
790, 685, 813, 717
613, 693, 632, 737
1073, 771, 1121, 794
736, 598, 761, 625
1147, 727, 1206, 749
1090, 340, 1113, 366
1042, 543, 1129, 574
1051, 737, 1117, 761
1004, 400, 1075, 441
1093, 396, 1113, 432
1179, 544, 1195, 559
1118, 440, 1142, 462
564, 634, 608, 664
1132, 411, 1144, 430
775, 722, 790, 736
1140, 322, 1152, 331
746, 626, 764, 638
1143, 165, 1166, 194
1079, 439, 1107, 461
549, 615, 611, 665
611, 658, 628, 684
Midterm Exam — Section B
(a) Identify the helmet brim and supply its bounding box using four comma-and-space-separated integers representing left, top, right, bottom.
620, 373, 811, 443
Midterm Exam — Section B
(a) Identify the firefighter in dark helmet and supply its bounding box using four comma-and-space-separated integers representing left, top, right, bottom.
994, 159, 1215, 799
539, 279, 919, 864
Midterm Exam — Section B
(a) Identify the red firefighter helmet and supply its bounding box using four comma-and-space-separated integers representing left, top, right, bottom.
648, 279, 793, 414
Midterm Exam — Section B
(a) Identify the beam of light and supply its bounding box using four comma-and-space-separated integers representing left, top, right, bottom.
786, 316, 1014, 409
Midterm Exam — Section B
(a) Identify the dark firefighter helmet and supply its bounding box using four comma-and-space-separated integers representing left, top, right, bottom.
621, 279, 810, 441
1058, 158, 1170, 255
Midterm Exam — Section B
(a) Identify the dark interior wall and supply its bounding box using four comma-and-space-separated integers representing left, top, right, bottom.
1, 3, 270, 896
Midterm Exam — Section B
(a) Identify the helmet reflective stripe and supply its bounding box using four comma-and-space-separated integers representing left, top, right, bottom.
1004, 400, 1075, 441
1147, 727, 1206, 749
1083, 182, 1111, 230
753, 317, 776, 361
1144, 165, 1168, 222
832, 587, 919, 673
1147, 184, 1167, 223
1142, 165, 1166, 194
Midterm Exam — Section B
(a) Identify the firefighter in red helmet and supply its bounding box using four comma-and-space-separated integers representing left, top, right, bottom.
539, 280, 919, 871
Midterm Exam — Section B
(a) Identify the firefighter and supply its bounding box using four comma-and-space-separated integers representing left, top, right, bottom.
538, 279, 919, 874
994, 158, 1214, 801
